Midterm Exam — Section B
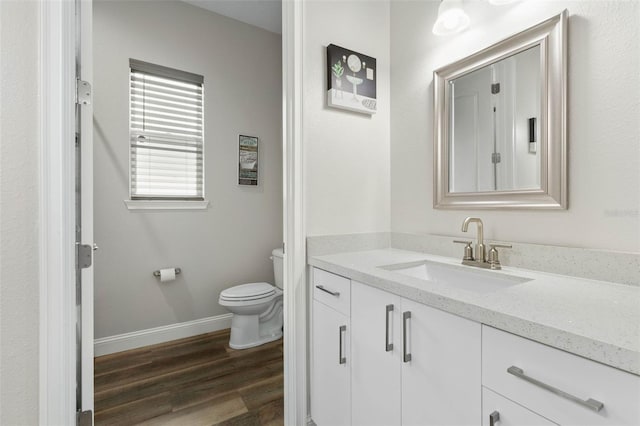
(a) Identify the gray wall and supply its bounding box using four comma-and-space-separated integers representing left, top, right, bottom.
94, 0, 283, 338
0, 1, 40, 423
390, 1, 640, 252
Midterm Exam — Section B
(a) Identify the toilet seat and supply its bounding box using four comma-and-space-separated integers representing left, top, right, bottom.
220, 282, 275, 302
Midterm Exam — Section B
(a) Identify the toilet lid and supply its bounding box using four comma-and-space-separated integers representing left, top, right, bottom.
220, 282, 275, 300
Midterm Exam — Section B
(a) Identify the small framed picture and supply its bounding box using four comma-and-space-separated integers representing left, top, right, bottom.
238, 135, 258, 186
326, 44, 377, 115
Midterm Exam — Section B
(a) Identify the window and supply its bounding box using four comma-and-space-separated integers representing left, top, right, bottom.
129, 59, 204, 200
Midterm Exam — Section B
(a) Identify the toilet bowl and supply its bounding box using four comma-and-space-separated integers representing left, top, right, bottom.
218, 248, 284, 349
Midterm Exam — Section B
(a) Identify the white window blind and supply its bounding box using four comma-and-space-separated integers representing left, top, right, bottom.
129, 59, 204, 200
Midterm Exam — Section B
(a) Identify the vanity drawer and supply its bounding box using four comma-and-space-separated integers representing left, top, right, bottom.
482, 387, 558, 426
313, 268, 351, 315
482, 326, 640, 426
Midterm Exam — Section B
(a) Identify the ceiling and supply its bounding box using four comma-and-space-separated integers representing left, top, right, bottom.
182, 0, 282, 34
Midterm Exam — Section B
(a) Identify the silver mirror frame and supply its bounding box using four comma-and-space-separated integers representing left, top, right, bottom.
434, 10, 567, 209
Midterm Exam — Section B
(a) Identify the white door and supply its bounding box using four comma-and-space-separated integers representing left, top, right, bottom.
311, 300, 351, 426
401, 299, 481, 426
351, 281, 402, 426
77, 0, 95, 421
451, 66, 494, 192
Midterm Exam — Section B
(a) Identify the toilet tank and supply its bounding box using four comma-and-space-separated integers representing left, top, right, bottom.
271, 248, 284, 289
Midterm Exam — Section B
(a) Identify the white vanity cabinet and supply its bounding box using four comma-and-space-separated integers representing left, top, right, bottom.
350, 280, 481, 426
310, 267, 640, 426
311, 269, 351, 426
482, 326, 640, 426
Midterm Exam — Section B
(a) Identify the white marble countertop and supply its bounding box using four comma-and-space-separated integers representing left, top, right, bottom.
308, 248, 640, 376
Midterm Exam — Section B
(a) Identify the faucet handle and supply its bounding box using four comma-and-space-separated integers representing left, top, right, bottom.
488, 244, 512, 270
453, 240, 474, 261
490, 243, 512, 249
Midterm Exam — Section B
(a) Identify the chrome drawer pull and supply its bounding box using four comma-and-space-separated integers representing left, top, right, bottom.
489, 411, 500, 426
385, 304, 394, 352
507, 366, 604, 412
316, 285, 340, 297
339, 325, 347, 364
402, 311, 412, 362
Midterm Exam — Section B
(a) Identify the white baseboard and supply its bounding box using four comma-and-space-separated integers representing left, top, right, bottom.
94, 313, 233, 356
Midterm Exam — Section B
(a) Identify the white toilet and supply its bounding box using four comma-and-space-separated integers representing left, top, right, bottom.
219, 248, 284, 349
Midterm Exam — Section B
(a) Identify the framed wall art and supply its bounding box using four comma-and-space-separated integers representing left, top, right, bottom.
238, 135, 258, 186
326, 44, 377, 115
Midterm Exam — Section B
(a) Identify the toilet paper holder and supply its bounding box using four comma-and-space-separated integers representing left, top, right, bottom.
153, 268, 181, 278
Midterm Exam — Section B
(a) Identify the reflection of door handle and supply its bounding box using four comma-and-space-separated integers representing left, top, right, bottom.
93, 244, 99, 251
529, 117, 537, 142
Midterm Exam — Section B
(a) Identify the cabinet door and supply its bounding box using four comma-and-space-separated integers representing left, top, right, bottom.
401, 299, 481, 426
482, 387, 558, 426
351, 281, 402, 426
312, 300, 351, 426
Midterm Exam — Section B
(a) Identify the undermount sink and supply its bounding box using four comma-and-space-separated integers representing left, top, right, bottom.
380, 260, 532, 294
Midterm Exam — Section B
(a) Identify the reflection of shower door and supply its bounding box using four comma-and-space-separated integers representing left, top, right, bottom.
451, 66, 493, 192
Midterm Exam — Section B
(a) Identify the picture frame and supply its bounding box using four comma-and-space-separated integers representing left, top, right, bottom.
326, 44, 377, 115
238, 135, 258, 186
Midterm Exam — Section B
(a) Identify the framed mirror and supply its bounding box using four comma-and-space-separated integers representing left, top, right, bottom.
434, 10, 567, 209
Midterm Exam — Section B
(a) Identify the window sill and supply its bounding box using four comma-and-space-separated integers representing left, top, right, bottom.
124, 200, 210, 211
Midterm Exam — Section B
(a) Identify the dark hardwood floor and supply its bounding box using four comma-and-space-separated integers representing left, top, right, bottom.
94, 329, 283, 425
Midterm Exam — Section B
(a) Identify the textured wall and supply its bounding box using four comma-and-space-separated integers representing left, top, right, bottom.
0, 0, 40, 422
94, 0, 283, 338
390, 0, 640, 252
304, 0, 391, 236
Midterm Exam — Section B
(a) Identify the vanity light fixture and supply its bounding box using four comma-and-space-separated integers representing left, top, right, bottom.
432, 0, 471, 36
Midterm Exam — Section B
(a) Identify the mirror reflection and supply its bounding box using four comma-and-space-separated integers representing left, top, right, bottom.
449, 45, 541, 193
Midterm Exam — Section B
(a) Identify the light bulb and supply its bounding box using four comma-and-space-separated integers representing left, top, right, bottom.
432, 0, 470, 36
442, 11, 462, 30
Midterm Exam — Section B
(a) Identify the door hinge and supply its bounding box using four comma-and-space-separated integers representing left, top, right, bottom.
491, 152, 501, 164
76, 79, 92, 105
491, 82, 500, 94
76, 243, 93, 269
76, 409, 93, 426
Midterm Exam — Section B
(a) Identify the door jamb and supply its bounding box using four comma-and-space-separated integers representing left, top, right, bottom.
282, 0, 307, 424
39, 0, 77, 424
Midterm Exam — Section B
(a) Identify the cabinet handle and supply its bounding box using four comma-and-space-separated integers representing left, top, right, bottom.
316, 285, 340, 297
507, 366, 604, 412
489, 411, 500, 426
385, 304, 394, 352
402, 311, 412, 362
339, 325, 347, 364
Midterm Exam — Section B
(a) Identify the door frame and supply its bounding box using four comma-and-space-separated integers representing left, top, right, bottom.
77, 0, 95, 415
39, 0, 77, 424
38, 0, 307, 424
282, 0, 307, 424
